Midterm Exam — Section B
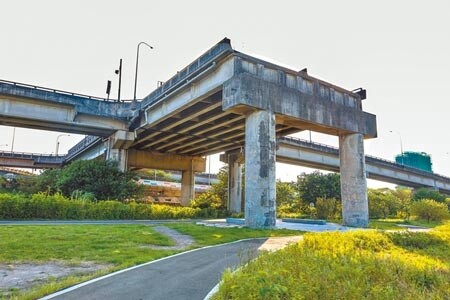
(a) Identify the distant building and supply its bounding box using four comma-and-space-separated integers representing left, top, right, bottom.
395, 151, 433, 172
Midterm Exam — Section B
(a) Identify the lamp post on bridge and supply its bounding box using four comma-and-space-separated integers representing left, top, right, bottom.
389, 130, 404, 165
10, 127, 16, 152
133, 42, 154, 102
55, 134, 70, 155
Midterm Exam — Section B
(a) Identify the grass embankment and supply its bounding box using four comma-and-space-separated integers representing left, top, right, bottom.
213, 223, 450, 299
369, 218, 444, 230
0, 224, 300, 299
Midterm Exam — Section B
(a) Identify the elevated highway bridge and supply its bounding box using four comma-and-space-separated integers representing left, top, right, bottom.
1, 38, 445, 228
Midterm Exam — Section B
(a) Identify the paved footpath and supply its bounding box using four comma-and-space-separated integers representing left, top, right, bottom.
42, 239, 268, 300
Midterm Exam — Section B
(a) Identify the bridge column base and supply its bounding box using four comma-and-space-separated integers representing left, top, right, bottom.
181, 169, 195, 206
227, 152, 243, 214
244, 110, 276, 229
107, 149, 128, 172
339, 133, 369, 227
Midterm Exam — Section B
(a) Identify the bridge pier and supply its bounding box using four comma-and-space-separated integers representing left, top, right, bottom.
227, 152, 243, 214
244, 110, 277, 229
181, 169, 195, 206
127, 150, 206, 206
339, 133, 369, 227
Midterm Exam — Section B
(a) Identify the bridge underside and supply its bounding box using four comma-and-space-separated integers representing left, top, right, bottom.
132, 90, 300, 156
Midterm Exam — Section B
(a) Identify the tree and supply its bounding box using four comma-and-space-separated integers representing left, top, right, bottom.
56, 160, 142, 201
35, 169, 61, 194
368, 188, 401, 219
413, 188, 446, 202
276, 181, 303, 215
276, 181, 298, 207
190, 166, 228, 210
410, 199, 450, 223
296, 171, 340, 205
392, 187, 413, 220
315, 197, 341, 220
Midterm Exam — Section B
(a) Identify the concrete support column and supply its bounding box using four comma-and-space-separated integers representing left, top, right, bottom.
181, 168, 195, 207
107, 149, 128, 172
339, 133, 369, 227
106, 130, 135, 172
244, 110, 277, 228
228, 152, 243, 214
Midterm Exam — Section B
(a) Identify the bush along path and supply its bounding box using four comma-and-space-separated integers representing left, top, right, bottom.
212, 223, 450, 299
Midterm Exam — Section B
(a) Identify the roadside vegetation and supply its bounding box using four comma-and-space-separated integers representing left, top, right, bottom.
213, 223, 450, 299
0, 223, 299, 299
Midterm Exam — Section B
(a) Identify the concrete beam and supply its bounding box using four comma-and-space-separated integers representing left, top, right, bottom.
223, 73, 377, 138
244, 110, 277, 229
142, 58, 235, 129
111, 130, 135, 150
0, 96, 128, 136
127, 149, 206, 172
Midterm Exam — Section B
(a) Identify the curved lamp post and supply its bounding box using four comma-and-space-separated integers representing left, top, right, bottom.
56, 134, 70, 155
389, 130, 404, 164
133, 42, 154, 102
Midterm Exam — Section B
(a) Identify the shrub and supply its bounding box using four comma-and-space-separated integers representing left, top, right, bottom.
56, 160, 143, 201
0, 192, 217, 220
213, 230, 450, 299
410, 199, 450, 223
368, 189, 401, 219
413, 188, 446, 202
191, 191, 223, 209
315, 197, 341, 220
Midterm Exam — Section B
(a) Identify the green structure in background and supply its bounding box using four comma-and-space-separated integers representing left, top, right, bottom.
395, 151, 433, 172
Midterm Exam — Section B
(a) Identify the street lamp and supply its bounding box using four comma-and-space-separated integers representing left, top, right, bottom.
10, 127, 16, 152
0, 144, 7, 149
133, 41, 154, 102
115, 58, 123, 102
389, 130, 404, 164
55, 134, 70, 155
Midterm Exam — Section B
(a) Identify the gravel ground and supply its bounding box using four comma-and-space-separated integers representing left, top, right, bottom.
0, 226, 193, 295
0, 262, 107, 293
140, 226, 195, 250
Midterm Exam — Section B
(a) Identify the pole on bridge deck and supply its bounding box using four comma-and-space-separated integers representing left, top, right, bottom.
133, 42, 153, 102
115, 59, 122, 102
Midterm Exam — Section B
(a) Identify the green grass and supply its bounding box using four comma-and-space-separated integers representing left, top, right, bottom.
212, 223, 450, 299
369, 219, 406, 230
0, 224, 301, 299
0, 225, 178, 267
165, 223, 302, 247
368, 218, 445, 230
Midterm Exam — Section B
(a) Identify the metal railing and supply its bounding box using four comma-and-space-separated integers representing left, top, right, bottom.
65, 135, 102, 160
0, 79, 136, 102
141, 38, 233, 108
0, 151, 65, 164
278, 136, 450, 181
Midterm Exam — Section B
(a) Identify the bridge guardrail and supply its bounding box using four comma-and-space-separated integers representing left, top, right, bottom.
278, 136, 450, 181
0, 79, 136, 103
65, 135, 102, 161
0, 151, 65, 164
141, 38, 233, 108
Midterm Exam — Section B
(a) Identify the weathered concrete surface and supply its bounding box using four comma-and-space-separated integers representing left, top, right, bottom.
127, 150, 206, 172
244, 110, 276, 229
0, 93, 132, 136
181, 169, 195, 206
111, 130, 135, 150
339, 133, 369, 227
227, 152, 243, 214
223, 72, 377, 138
107, 149, 128, 172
